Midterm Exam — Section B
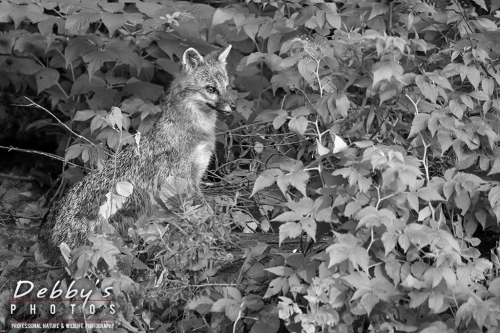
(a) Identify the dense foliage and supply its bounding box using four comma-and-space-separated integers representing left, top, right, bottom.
2, 0, 500, 332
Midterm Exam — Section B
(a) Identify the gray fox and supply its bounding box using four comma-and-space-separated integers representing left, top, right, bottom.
37, 45, 235, 262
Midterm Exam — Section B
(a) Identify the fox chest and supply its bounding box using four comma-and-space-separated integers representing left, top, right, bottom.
193, 142, 214, 183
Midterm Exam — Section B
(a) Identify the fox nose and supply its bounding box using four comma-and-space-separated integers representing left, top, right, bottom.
230, 103, 236, 111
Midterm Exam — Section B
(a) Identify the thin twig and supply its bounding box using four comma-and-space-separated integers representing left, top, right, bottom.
0, 145, 85, 169
0, 173, 34, 181
20, 97, 95, 147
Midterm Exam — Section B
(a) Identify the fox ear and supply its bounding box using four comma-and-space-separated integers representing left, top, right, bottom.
217, 45, 232, 64
182, 48, 204, 72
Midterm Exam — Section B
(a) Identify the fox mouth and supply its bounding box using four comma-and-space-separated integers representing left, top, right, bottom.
206, 103, 233, 114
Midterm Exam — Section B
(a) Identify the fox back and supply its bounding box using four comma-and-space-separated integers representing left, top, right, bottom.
37, 45, 235, 262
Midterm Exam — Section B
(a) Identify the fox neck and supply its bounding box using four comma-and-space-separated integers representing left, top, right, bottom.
149, 87, 217, 138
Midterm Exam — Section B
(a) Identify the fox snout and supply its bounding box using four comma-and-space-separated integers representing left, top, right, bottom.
217, 96, 236, 114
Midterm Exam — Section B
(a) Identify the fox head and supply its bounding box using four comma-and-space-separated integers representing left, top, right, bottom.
171, 45, 235, 119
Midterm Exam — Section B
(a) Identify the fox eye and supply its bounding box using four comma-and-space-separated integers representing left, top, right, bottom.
206, 86, 217, 94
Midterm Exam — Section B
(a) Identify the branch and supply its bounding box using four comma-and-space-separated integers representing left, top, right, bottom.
19, 97, 95, 147
0, 145, 86, 170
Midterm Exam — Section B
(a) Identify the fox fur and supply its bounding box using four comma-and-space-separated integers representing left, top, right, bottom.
37, 45, 235, 262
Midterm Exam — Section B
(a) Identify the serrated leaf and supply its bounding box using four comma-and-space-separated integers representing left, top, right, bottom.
428, 292, 444, 313
101, 12, 127, 37
372, 61, 402, 86
298, 58, 316, 85
123, 81, 163, 102
273, 114, 287, 130
272, 211, 303, 222
415, 75, 438, 103
212, 8, 234, 27
360, 293, 379, 315
65, 10, 100, 35
82, 49, 117, 78
417, 187, 445, 201
65, 144, 84, 161
408, 113, 430, 138
288, 116, 308, 136
251, 169, 283, 197
407, 192, 419, 211
488, 186, 500, 222
65, 38, 96, 67
279, 222, 302, 245
300, 217, 316, 241
288, 170, 309, 196
449, 99, 464, 119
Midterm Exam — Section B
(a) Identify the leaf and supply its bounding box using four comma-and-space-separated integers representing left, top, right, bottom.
372, 61, 402, 86
65, 10, 100, 35
415, 75, 438, 104
325, 11, 341, 29
273, 114, 287, 130
288, 170, 309, 196
212, 8, 234, 27
242, 295, 264, 311
449, 99, 464, 119
360, 293, 379, 315
35, 68, 59, 94
381, 232, 399, 256
11, 58, 42, 75
187, 296, 214, 315
74, 110, 96, 121
427, 292, 444, 313
211, 298, 238, 312
251, 310, 280, 333
242, 19, 260, 42
332, 134, 348, 154
101, 12, 127, 37
407, 192, 419, 211
336, 94, 350, 117
99, 192, 126, 220
226, 287, 242, 302
116, 181, 133, 197
70, 74, 106, 96
288, 116, 308, 136
297, 58, 316, 85
65, 38, 96, 67
408, 291, 429, 308
300, 217, 316, 241
264, 266, 294, 277
408, 113, 430, 138
251, 169, 283, 197
279, 222, 302, 245
272, 211, 303, 222
123, 81, 164, 102
82, 49, 117, 78
106, 106, 123, 130
316, 139, 330, 156
417, 187, 445, 201
264, 277, 288, 298
488, 186, 500, 222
